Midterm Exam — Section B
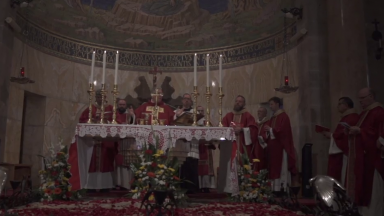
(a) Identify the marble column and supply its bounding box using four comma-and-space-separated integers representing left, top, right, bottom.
364, 0, 384, 103
327, 0, 368, 127
296, 0, 330, 175
0, 2, 16, 162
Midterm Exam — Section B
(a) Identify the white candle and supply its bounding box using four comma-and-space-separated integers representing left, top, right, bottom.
219, 54, 222, 87
90, 51, 95, 84
206, 54, 210, 87
102, 50, 106, 84
194, 53, 197, 86
114, 51, 119, 85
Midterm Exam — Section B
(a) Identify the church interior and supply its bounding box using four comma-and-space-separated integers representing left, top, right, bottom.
0, 0, 383, 215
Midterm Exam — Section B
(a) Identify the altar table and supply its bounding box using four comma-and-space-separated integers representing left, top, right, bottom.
68, 124, 239, 192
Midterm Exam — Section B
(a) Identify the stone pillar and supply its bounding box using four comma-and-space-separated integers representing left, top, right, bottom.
364, 0, 384, 103
0, 2, 16, 162
327, 0, 368, 127
296, 0, 330, 175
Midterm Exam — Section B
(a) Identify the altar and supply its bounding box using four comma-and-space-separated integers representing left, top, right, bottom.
68, 123, 238, 193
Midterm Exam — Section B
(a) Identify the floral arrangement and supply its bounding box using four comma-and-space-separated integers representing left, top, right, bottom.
128, 137, 186, 201
38, 139, 84, 201
231, 147, 272, 202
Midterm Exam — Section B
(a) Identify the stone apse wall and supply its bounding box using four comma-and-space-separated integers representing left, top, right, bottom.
4, 18, 332, 185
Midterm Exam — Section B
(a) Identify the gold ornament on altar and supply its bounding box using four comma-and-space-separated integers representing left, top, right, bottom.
87, 83, 95, 124
111, 84, 119, 124
205, 86, 212, 127
150, 88, 163, 125
218, 87, 224, 127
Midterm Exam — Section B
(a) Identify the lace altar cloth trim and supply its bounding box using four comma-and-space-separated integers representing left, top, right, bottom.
73, 124, 235, 151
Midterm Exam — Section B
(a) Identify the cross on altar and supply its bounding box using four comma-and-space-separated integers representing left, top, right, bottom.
149, 66, 162, 90
150, 88, 162, 125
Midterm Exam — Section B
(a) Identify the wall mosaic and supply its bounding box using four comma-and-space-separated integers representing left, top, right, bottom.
18, 0, 295, 51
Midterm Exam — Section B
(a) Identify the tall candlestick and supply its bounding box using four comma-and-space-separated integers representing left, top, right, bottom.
90, 51, 95, 83
219, 54, 222, 87
102, 50, 106, 84
194, 53, 197, 86
206, 54, 210, 87
114, 51, 119, 85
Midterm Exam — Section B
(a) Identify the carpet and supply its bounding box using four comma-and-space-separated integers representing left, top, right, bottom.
2, 198, 311, 216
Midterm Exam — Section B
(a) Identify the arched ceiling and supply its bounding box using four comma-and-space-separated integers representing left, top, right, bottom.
19, 0, 295, 51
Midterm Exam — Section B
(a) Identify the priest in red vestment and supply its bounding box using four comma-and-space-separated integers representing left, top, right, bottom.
254, 107, 269, 171
347, 88, 384, 216
73, 90, 117, 190
321, 97, 359, 184
264, 97, 298, 191
222, 95, 258, 160
134, 88, 174, 125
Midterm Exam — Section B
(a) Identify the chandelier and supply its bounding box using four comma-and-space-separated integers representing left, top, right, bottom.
274, 12, 298, 94
10, 6, 35, 85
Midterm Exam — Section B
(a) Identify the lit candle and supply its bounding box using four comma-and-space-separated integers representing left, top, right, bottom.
219, 54, 222, 87
102, 50, 106, 84
114, 51, 119, 85
90, 51, 95, 84
194, 53, 197, 86
206, 54, 210, 87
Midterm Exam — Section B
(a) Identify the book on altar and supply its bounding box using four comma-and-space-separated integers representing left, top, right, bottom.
172, 112, 204, 126
315, 125, 330, 133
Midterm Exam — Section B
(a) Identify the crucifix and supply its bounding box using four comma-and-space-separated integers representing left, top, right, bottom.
149, 66, 162, 90
150, 88, 162, 125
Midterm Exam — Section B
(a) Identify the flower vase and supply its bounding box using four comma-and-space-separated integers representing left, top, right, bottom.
154, 190, 168, 205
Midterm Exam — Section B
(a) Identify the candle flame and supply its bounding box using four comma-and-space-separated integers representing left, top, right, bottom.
93, 51, 95, 53
220, 54, 222, 57
207, 54, 209, 57
117, 51, 119, 54
104, 50, 106, 53
94, 80, 97, 86
194, 53, 197, 56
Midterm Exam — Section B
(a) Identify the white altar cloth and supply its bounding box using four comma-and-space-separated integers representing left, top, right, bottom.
68, 124, 238, 192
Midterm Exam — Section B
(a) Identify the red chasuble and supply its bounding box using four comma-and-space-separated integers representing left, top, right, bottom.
222, 109, 258, 160
116, 112, 130, 124
134, 101, 174, 125
348, 102, 384, 206
198, 140, 215, 176
79, 104, 118, 173
266, 110, 298, 179
254, 119, 269, 171
327, 110, 359, 182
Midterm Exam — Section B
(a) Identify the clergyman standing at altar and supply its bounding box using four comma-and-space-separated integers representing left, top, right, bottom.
264, 97, 298, 192
74, 89, 118, 190
347, 88, 384, 216
175, 93, 200, 193
197, 106, 216, 193
255, 107, 269, 171
114, 99, 135, 189
221, 95, 258, 160
134, 88, 174, 125
320, 97, 358, 184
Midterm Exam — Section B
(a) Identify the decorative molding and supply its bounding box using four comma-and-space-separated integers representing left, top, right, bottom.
17, 15, 297, 72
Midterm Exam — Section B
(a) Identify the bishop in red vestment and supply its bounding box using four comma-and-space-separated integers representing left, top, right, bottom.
347, 88, 384, 215
321, 97, 359, 184
134, 89, 174, 125
264, 97, 298, 190
254, 107, 269, 171
222, 95, 258, 160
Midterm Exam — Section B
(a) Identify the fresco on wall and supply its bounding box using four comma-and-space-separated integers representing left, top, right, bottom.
20, 0, 295, 51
